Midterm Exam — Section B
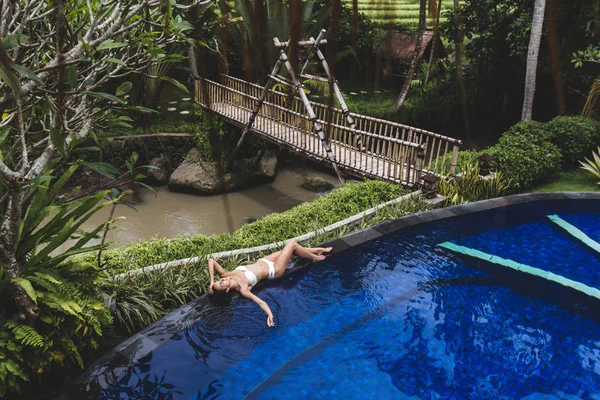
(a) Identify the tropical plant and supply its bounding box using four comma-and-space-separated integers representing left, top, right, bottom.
579, 146, 600, 184
0, 0, 194, 327
572, 45, 600, 117
0, 164, 119, 396
436, 162, 509, 205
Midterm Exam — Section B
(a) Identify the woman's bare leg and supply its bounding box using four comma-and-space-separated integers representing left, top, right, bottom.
268, 241, 332, 277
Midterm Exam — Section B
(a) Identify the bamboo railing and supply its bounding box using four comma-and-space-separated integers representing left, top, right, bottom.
195, 75, 462, 186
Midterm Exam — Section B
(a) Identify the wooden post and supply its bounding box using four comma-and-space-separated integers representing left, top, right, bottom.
305, 34, 365, 152
450, 143, 460, 175
273, 37, 345, 184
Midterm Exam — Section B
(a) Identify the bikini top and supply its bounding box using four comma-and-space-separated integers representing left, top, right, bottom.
235, 266, 257, 286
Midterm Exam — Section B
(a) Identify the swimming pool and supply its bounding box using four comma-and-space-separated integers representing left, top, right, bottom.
67, 193, 600, 399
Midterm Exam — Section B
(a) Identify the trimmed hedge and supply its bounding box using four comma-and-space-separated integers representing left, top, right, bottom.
545, 116, 600, 167
487, 121, 562, 192
94, 180, 408, 274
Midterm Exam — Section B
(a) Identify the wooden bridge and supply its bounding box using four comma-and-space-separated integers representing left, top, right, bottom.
195, 75, 461, 187
193, 32, 461, 187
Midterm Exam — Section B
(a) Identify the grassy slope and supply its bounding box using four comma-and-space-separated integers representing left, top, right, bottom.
532, 169, 600, 193
349, 0, 456, 26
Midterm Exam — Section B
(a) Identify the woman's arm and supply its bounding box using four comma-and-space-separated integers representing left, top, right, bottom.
207, 259, 228, 294
239, 287, 275, 327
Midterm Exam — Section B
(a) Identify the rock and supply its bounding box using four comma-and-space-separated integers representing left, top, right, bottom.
244, 216, 258, 224
258, 148, 278, 177
168, 148, 278, 195
146, 154, 171, 185
301, 178, 334, 193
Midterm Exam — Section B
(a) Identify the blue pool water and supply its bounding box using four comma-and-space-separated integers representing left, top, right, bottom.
77, 199, 600, 399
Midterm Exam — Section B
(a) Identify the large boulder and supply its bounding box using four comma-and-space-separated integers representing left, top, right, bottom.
168, 148, 278, 195
146, 154, 171, 185
301, 178, 334, 193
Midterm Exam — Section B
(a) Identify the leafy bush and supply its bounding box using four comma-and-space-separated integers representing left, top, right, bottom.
91, 180, 408, 276
108, 190, 432, 334
546, 116, 600, 166
344, 97, 397, 121
487, 121, 562, 192
0, 166, 114, 397
429, 149, 484, 176
436, 162, 510, 205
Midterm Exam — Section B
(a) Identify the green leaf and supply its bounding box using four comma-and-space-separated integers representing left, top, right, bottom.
128, 105, 157, 114
160, 76, 189, 94
81, 161, 118, 178
116, 82, 133, 96
11, 278, 37, 304
67, 65, 78, 89
97, 40, 128, 51
0, 128, 9, 146
11, 63, 42, 85
74, 146, 100, 152
50, 127, 66, 154
102, 57, 127, 66
82, 90, 125, 104
1, 34, 29, 50
0, 64, 20, 92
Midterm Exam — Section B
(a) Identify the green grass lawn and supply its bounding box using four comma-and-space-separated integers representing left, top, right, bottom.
532, 169, 600, 192
349, 0, 457, 27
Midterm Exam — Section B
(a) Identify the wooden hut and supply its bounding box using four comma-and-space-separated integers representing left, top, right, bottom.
377, 30, 447, 62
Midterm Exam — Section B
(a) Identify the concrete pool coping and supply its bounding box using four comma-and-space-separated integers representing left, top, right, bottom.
62, 191, 600, 398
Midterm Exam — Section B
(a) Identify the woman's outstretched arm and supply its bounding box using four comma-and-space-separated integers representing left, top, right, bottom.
239, 286, 275, 327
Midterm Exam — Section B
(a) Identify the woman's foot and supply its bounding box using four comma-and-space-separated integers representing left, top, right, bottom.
312, 247, 332, 261
317, 247, 332, 255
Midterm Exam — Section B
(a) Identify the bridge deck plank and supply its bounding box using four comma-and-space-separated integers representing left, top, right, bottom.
205, 102, 416, 185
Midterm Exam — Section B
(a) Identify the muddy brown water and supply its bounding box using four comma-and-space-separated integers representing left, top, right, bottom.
63, 167, 342, 251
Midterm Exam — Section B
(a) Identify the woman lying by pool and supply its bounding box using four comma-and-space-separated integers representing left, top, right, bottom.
207, 240, 332, 327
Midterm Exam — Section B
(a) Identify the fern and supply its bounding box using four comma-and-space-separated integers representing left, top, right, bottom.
5, 321, 45, 348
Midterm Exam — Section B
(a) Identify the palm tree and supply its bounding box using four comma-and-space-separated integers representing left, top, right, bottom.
394, 0, 427, 112
454, 0, 472, 146
425, 0, 442, 84
522, 0, 547, 120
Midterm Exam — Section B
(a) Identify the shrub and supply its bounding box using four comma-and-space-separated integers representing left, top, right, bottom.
108, 191, 432, 334
90, 180, 408, 276
487, 121, 562, 192
429, 149, 484, 176
0, 167, 114, 398
436, 162, 510, 205
546, 116, 600, 166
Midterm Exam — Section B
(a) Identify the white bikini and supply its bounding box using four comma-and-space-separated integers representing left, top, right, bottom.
235, 258, 275, 286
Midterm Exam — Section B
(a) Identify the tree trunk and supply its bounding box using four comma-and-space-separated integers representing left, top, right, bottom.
522, 0, 547, 121
0, 190, 39, 324
453, 0, 472, 146
546, 0, 565, 115
425, 0, 443, 84
394, 0, 427, 112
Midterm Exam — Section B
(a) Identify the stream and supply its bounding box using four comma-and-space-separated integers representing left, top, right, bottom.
76, 167, 342, 250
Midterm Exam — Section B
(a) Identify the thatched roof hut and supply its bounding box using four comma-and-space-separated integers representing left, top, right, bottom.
377, 30, 447, 62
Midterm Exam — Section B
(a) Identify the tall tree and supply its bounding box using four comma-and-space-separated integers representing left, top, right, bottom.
521, 0, 547, 120
394, 0, 427, 112
546, 0, 565, 114
453, 0, 472, 145
425, 0, 442, 84
0, 0, 192, 326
